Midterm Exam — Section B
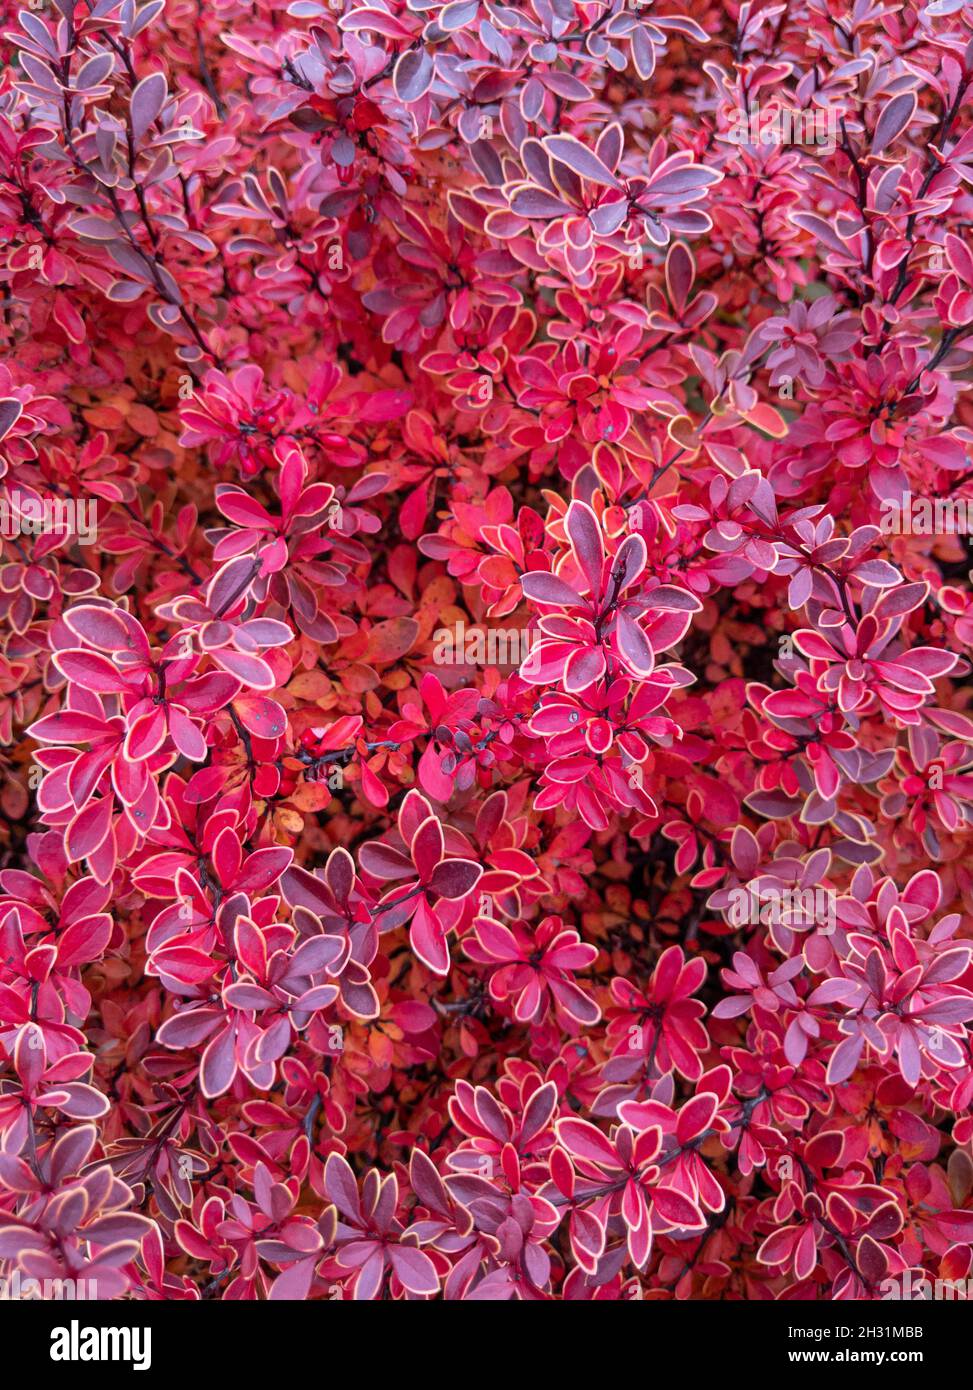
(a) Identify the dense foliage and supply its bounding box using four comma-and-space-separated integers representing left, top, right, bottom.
2, 0, 973, 1301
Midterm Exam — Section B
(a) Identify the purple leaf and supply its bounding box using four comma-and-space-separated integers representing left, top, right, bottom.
130, 71, 167, 143
0, 399, 23, 441
509, 186, 573, 218
544, 135, 622, 189
394, 47, 434, 103
872, 93, 916, 155
428, 857, 482, 899
564, 500, 604, 594
520, 571, 587, 607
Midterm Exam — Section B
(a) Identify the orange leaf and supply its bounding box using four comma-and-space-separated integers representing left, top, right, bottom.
361, 618, 419, 665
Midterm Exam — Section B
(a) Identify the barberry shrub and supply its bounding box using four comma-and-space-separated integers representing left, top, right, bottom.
1, 0, 973, 1305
